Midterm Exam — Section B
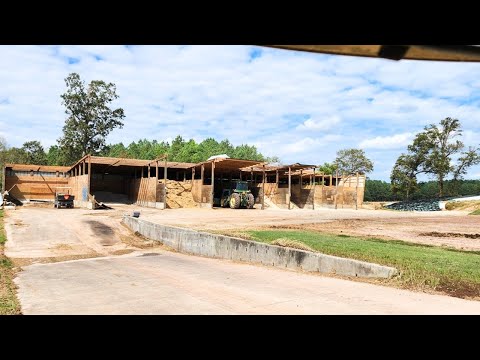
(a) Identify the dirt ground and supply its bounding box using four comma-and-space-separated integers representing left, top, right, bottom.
5, 203, 479, 256
3, 203, 165, 266
121, 205, 479, 251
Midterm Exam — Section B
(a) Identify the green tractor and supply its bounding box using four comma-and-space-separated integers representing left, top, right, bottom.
220, 181, 255, 209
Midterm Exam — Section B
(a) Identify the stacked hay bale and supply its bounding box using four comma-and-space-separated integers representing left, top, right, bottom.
166, 180, 197, 208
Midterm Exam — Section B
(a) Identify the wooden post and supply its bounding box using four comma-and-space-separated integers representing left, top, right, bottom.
148, 165, 150, 179
275, 170, 279, 195
355, 172, 359, 210
342, 173, 345, 208
156, 161, 159, 181
334, 170, 338, 210
262, 165, 265, 210
321, 173, 324, 206
183, 171, 186, 182
300, 169, 303, 189
329, 174, 332, 187
201, 164, 205, 203
312, 167, 316, 210
2, 164, 6, 194
211, 161, 215, 207
250, 170, 253, 184
87, 155, 91, 197
239, 171, 242, 181
82, 161, 85, 175
192, 167, 195, 182
288, 166, 291, 210
164, 158, 167, 209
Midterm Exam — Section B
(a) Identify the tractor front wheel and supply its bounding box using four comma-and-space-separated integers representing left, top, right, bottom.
246, 193, 255, 209
229, 193, 241, 209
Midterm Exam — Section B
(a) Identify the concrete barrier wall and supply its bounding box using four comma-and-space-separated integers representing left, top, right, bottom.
122, 216, 397, 279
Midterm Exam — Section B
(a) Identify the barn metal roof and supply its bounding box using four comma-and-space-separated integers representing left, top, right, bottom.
190, 158, 264, 172
68, 155, 195, 171
5, 163, 70, 172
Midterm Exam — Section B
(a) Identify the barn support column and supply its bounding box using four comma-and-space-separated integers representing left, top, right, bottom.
334, 170, 339, 210
312, 167, 316, 210
163, 158, 167, 210
87, 156, 92, 208
275, 170, 279, 194
211, 161, 215, 208
261, 165, 265, 210
288, 166, 291, 210
355, 172, 359, 210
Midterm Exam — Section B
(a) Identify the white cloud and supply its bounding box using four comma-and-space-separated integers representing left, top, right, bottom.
296, 115, 341, 131
359, 132, 414, 149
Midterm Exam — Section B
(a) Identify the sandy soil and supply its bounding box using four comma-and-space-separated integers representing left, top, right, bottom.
3, 204, 163, 263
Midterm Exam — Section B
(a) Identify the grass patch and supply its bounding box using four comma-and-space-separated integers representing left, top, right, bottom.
248, 229, 480, 299
470, 209, 480, 215
0, 209, 22, 314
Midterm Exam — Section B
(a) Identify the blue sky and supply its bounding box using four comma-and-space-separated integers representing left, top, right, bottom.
0, 45, 479, 181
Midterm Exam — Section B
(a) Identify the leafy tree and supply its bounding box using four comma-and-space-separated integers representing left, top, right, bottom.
265, 156, 281, 164
22, 141, 47, 165
390, 152, 427, 200
364, 180, 399, 202
318, 162, 338, 175
232, 143, 264, 161
100, 136, 272, 163
334, 148, 374, 175
46, 145, 66, 166
3, 147, 28, 164
58, 72, 125, 165
100, 143, 130, 158
392, 118, 480, 198
169, 135, 186, 161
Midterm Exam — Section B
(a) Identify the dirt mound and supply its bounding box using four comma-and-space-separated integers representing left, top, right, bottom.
445, 200, 480, 212
166, 180, 197, 209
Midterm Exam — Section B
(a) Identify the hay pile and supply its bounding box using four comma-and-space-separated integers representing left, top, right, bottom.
166, 180, 197, 208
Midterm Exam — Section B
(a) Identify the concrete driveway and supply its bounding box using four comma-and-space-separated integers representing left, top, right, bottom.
6, 205, 480, 314
14, 250, 480, 315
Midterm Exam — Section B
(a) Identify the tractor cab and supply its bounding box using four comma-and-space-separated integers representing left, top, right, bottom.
234, 181, 249, 193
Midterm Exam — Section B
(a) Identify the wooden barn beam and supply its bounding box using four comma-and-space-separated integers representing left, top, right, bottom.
211, 161, 215, 207
288, 166, 291, 210
164, 157, 168, 209
262, 164, 265, 210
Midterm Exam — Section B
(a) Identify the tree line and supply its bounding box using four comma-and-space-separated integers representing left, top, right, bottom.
0, 136, 275, 166
364, 179, 480, 202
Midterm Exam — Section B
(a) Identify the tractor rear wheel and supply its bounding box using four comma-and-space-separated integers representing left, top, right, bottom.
246, 193, 255, 209
229, 193, 241, 209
